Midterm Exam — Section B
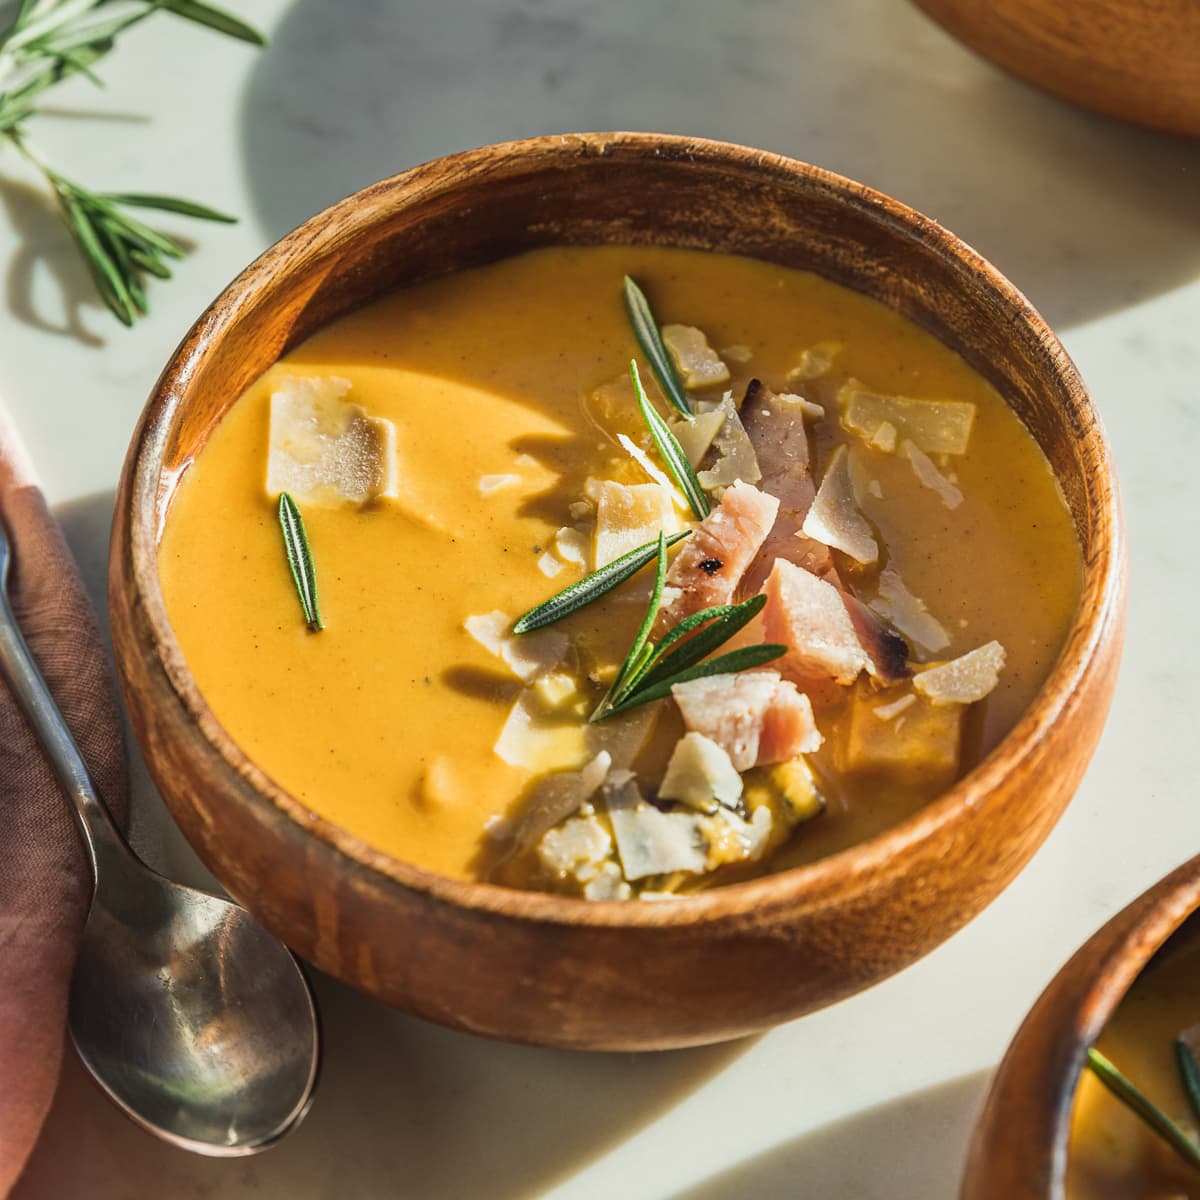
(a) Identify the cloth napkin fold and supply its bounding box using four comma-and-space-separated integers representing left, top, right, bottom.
0, 405, 126, 1197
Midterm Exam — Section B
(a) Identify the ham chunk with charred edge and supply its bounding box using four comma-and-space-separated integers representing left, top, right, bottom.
740, 381, 834, 591
671, 670, 822, 772
763, 559, 869, 687
656, 480, 779, 630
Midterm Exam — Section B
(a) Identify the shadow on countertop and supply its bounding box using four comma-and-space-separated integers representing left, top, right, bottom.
239, 0, 1200, 333
665, 1069, 991, 1200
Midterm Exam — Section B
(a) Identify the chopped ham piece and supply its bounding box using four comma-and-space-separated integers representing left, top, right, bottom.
656, 480, 779, 630
762, 559, 868, 687
914, 641, 1006, 705
671, 670, 822, 771
840, 591, 911, 684
741, 382, 834, 589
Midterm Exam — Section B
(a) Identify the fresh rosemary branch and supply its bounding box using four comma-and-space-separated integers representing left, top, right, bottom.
623, 275, 691, 417
277, 492, 323, 633
590, 532, 784, 722
1086, 1045, 1200, 1170
512, 530, 691, 634
630, 359, 709, 520
0, 0, 264, 324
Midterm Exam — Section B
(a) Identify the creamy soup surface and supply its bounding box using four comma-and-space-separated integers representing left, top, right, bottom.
158, 245, 1081, 891
1067, 932, 1200, 1198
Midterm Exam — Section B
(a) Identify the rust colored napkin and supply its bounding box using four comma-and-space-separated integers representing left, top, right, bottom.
0, 406, 126, 1196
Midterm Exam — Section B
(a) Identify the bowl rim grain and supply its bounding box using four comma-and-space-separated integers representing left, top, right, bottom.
116, 130, 1126, 934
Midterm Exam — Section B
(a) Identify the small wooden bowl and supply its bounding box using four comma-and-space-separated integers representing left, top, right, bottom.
964, 856, 1200, 1198
109, 133, 1127, 1051
913, 0, 1200, 138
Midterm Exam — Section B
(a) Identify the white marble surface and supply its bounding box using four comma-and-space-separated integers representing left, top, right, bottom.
3, 1, 1200, 1197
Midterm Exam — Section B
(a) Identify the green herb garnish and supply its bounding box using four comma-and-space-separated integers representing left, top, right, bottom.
277, 492, 323, 633
590, 533, 784, 721
623, 275, 691, 418
630, 360, 710, 521
1086, 1046, 1200, 1170
1, 0, 263, 325
512, 530, 691, 634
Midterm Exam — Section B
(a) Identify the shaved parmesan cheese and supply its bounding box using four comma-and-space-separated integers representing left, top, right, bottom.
658, 733, 744, 812
538, 814, 613, 879
901, 440, 964, 509
585, 703, 660, 770
605, 774, 709, 880
872, 567, 951, 655
914, 641, 1007, 705
537, 552, 563, 578
696, 394, 762, 492
569, 500, 594, 521
661, 324, 731, 388
593, 480, 679, 567
553, 525, 589, 567
721, 344, 753, 363
583, 862, 633, 901
869, 421, 898, 453
478, 474, 520, 495
778, 391, 825, 422
616, 433, 687, 506
494, 691, 586, 770
669, 407, 726, 468
266, 375, 397, 506
787, 341, 843, 383
873, 693, 917, 721
533, 671, 579, 709
801, 445, 878, 564
465, 611, 567, 682
840, 381, 976, 456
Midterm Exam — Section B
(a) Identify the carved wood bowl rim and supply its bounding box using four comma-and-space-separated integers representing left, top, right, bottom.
964, 856, 1200, 1197
116, 131, 1125, 935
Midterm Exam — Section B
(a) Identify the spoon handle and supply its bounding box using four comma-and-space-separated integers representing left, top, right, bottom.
0, 513, 121, 891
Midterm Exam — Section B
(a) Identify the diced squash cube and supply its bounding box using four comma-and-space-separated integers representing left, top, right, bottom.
842, 687, 962, 788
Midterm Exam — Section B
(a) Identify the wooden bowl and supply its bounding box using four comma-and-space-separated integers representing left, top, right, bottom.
964, 856, 1200, 1198
913, 0, 1200, 138
109, 132, 1127, 1051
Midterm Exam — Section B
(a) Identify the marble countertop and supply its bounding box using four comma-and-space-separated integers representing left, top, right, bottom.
4, 2, 1199, 1197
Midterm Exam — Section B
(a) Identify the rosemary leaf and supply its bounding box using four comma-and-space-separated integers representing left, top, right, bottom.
635, 594, 768, 692
102, 191, 237, 222
603, 643, 787, 719
623, 275, 691, 417
1176, 1038, 1200, 1124
158, 0, 267, 46
58, 188, 134, 325
277, 492, 323, 633
512, 530, 689, 634
591, 532, 668, 722
1087, 1047, 1200, 1170
630, 359, 710, 520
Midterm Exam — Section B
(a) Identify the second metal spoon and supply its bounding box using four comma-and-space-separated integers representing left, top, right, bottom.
0, 514, 320, 1154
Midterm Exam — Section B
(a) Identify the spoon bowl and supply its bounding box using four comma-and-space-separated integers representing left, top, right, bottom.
0, 512, 320, 1154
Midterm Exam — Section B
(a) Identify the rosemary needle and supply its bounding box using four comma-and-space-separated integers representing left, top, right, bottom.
277, 493, 323, 633
623, 275, 691, 417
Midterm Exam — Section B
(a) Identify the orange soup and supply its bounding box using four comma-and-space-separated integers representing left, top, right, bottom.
158, 245, 1081, 896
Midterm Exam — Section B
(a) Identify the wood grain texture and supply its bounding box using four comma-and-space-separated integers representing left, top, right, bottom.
108, 133, 1127, 1051
914, 0, 1200, 137
963, 857, 1200, 1199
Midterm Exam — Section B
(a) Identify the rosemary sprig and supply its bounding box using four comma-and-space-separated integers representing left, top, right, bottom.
623, 274, 691, 417
590, 534, 784, 722
630, 359, 710, 521
0, 0, 263, 324
1086, 1047, 1200, 1170
512, 530, 690, 634
277, 492, 323, 633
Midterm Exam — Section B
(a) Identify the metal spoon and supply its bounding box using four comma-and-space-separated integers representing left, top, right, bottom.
0, 514, 320, 1154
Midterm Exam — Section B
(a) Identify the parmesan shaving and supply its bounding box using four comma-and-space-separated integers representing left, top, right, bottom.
872, 567, 951, 655
478, 474, 520, 495
464, 611, 567, 682
661, 324, 731, 388
801, 445, 878, 564
616, 433, 687, 507
901, 440, 965, 509
914, 641, 1007, 705
840, 381, 976, 455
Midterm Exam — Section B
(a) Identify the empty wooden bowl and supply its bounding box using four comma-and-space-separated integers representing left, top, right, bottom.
964, 855, 1200, 1198
109, 132, 1127, 1051
913, 0, 1200, 138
